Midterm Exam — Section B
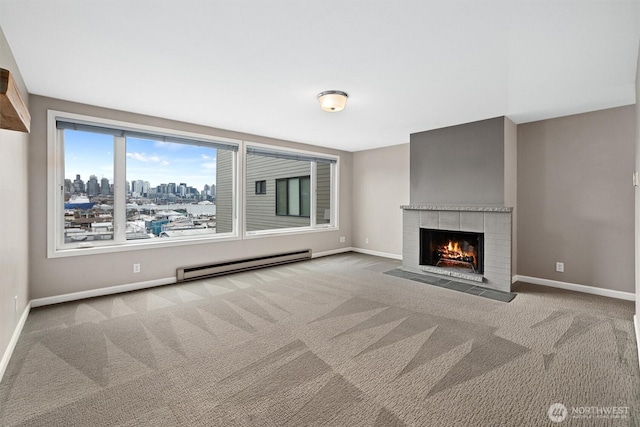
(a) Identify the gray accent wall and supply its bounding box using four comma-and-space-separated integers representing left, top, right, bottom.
410, 117, 506, 205
0, 26, 29, 373
518, 106, 635, 293
27, 95, 352, 300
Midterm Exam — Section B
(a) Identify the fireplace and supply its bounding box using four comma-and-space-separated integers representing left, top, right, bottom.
402, 206, 512, 291
420, 228, 484, 274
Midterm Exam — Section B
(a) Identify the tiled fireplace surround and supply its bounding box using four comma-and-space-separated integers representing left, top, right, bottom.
402, 205, 513, 292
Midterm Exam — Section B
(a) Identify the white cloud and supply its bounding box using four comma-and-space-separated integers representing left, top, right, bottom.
126, 152, 165, 164
153, 141, 185, 151
201, 162, 217, 171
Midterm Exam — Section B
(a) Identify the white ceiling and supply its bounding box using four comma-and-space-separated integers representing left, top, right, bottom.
1, 1, 639, 152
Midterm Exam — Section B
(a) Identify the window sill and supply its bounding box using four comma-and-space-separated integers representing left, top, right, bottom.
244, 225, 337, 239
48, 224, 338, 258
48, 233, 241, 258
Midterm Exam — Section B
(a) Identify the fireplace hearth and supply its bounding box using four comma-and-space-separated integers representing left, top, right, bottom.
420, 229, 484, 274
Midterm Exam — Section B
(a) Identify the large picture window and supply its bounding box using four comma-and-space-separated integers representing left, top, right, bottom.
48, 111, 338, 256
50, 112, 238, 255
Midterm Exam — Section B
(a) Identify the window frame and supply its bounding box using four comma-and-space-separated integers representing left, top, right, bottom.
47, 110, 241, 258
242, 141, 339, 238
255, 180, 267, 195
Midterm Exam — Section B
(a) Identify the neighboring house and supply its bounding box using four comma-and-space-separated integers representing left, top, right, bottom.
216, 150, 332, 233
215, 149, 234, 234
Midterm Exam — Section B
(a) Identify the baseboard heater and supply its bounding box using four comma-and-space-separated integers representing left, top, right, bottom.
176, 249, 312, 282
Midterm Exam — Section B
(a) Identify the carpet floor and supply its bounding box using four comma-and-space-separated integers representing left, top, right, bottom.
0, 253, 638, 426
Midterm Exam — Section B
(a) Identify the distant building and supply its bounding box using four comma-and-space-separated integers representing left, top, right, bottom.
87, 175, 99, 196
73, 174, 85, 193
64, 179, 72, 195
101, 177, 110, 195
201, 184, 214, 201
131, 180, 148, 197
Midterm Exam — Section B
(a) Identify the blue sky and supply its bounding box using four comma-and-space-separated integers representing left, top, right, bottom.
64, 130, 218, 191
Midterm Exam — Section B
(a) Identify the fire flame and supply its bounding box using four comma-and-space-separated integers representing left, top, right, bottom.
439, 240, 476, 266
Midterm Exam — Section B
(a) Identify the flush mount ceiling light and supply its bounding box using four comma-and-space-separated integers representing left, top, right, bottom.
317, 90, 348, 112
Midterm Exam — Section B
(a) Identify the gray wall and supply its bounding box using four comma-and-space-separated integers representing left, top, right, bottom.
410, 117, 505, 205
0, 26, 29, 369
352, 144, 410, 256
518, 106, 635, 293
28, 95, 352, 300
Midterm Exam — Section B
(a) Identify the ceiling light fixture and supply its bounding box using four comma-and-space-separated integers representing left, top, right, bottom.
317, 90, 348, 112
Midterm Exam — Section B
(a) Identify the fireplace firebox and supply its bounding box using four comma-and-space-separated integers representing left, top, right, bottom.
420, 229, 484, 274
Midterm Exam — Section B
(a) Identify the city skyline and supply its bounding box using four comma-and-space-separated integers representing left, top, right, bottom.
67, 173, 215, 195
64, 130, 219, 190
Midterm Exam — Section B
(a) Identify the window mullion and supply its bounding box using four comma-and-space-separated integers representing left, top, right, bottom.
286, 178, 290, 215
331, 162, 337, 226
113, 136, 127, 244
235, 148, 241, 234
57, 128, 66, 249
310, 163, 317, 226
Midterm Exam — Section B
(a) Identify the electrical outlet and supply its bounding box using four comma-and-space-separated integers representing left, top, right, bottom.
365, 237, 369, 244
133, 263, 141, 273
339, 236, 345, 243
555, 262, 564, 273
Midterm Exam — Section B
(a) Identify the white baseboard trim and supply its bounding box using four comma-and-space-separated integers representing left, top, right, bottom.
312, 247, 354, 258
350, 247, 402, 260
30, 277, 177, 308
514, 275, 635, 301
635, 315, 640, 371
0, 301, 31, 383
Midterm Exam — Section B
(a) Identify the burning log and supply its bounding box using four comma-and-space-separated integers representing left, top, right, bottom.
435, 240, 477, 269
